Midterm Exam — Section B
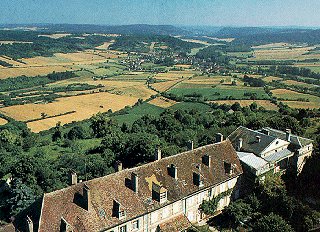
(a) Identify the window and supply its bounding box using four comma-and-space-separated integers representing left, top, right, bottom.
208, 188, 212, 198
119, 225, 127, 232
132, 220, 139, 230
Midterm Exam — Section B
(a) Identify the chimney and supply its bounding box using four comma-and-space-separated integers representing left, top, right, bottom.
154, 145, 161, 161
168, 164, 178, 179
26, 216, 33, 232
69, 171, 77, 185
83, 184, 91, 211
202, 154, 211, 167
114, 161, 123, 172
256, 136, 261, 143
224, 162, 233, 175
193, 172, 203, 187
237, 138, 243, 151
215, 133, 223, 143
187, 140, 194, 150
60, 217, 71, 232
286, 129, 291, 142
131, 172, 138, 193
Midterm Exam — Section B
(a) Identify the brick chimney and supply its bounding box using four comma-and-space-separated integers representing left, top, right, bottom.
154, 145, 161, 161
69, 171, 77, 185
131, 172, 138, 193
286, 129, 291, 142
114, 161, 123, 172
26, 215, 33, 232
83, 184, 91, 211
256, 136, 261, 143
187, 140, 194, 150
215, 133, 223, 143
237, 138, 243, 151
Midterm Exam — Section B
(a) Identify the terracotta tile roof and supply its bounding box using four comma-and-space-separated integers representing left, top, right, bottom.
19, 140, 242, 232
0, 223, 15, 232
159, 214, 191, 232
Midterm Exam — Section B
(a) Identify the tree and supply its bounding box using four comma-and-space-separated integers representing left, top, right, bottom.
52, 122, 62, 142
252, 213, 294, 232
231, 102, 242, 111
224, 199, 253, 226
90, 112, 114, 138
66, 126, 86, 140
5, 179, 36, 217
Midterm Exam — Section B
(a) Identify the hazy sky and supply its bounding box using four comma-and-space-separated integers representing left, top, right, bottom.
1, 0, 320, 27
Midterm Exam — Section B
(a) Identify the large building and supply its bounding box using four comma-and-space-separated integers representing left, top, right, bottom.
8, 138, 242, 232
228, 126, 313, 177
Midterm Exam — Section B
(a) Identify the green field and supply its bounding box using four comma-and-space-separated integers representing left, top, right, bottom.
168, 85, 269, 100
112, 102, 164, 125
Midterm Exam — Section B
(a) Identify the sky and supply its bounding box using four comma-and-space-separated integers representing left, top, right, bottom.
1, 0, 320, 27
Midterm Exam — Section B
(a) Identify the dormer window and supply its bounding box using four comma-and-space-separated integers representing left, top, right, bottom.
193, 172, 204, 187
113, 200, 126, 220
152, 182, 167, 204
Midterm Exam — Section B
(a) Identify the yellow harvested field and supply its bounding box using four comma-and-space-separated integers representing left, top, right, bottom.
252, 43, 290, 49
154, 71, 196, 80
149, 97, 177, 108
203, 36, 235, 42
174, 64, 192, 68
0, 118, 8, 125
282, 101, 320, 109
251, 46, 320, 60
180, 39, 210, 45
210, 100, 278, 111
0, 92, 139, 132
282, 80, 316, 88
0, 41, 33, 45
38, 33, 71, 39
151, 79, 182, 92
96, 40, 114, 50
263, 76, 283, 82
0, 65, 76, 79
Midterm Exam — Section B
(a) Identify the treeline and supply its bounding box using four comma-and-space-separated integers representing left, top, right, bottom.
0, 71, 77, 92
195, 46, 230, 64
0, 30, 111, 59
0, 60, 13, 67
243, 75, 265, 87
109, 35, 203, 53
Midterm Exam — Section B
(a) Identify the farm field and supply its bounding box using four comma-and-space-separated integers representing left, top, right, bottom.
210, 100, 279, 111
271, 89, 320, 109
250, 45, 320, 61
0, 92, 139, 132
281, 80, 318, 88
0, 118, 7, 125
169, 85, 269, 100
148, 96, 177, 108
0, 49, 126, 79
112, 102, 164, 125
263, 76, 283, 82
151, 79, 183, 92
154, 70, 198, 80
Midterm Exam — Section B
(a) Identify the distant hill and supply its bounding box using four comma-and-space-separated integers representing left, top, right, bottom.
0, 24, 191, 36
206, 27, 320, 45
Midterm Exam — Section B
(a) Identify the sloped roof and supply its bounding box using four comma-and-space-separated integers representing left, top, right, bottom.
228, 126, 276, 155
237, 152, 269, 171
262, 127, 313, 148
263, 148, 294, 163
159, 214, 191, 232
31, 140, 242, 232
